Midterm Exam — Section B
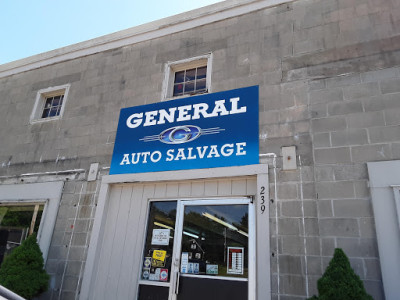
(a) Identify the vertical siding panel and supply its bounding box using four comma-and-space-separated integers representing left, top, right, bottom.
154, 183, 167, 198
92, 186, 123, 300
116, 184, 145, 300
232, 179, 247, 195
217, 179, 232, 196
104, 186, 133, 300
128, 184, 156, 299
191, 180, 205, 196
247, 178, 257, 195
204, 180, 218, 196
166, 182, 179, 198
178, 182, 191, 197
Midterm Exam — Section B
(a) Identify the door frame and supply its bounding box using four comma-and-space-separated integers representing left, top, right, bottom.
172, 197, 255, 300
80, 164, 269, 300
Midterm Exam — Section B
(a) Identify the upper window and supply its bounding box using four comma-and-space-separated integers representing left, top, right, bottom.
162, 54, 212, 100
173, 66, 207, 97
30, 84, 70, 123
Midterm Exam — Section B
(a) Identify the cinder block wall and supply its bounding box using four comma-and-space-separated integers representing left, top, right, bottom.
0, 0, 399, 299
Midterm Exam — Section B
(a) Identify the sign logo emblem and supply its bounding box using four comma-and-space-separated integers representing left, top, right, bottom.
140, 126, 224, 145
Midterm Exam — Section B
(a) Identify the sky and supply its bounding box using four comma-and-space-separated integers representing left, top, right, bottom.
0, 0, 225, 65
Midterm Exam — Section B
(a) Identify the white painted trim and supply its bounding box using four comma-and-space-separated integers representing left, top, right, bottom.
162, 53, 213, 101
367, 160, 400, 300
138, 280, 170, 287
392, 186, 400, 232
0, 181, 64, 262
30, 83, 71, 124
103, 164, 268, 184
172, 197, 255, 300
80, 164, 269, 300
256, 172, 270, 300
179, 273, 249, 281
80, 183, 110, 300
0, 0, 292, 78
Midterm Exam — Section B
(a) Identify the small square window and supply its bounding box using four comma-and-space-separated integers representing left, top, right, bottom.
162, 54, 212, 100
30, 84, 70, 123
172, 66, 207, 97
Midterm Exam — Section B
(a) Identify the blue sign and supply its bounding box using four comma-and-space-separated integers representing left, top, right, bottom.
110, 86, 259, 174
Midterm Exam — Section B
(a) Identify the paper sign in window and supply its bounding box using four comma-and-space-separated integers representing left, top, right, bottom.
181, 252, 189, 273
152, 249, 167, 267
227, 247, 244, 275
151, 229, 170, 245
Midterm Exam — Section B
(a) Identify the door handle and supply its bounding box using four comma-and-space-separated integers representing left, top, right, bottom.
175, 271, 181, 295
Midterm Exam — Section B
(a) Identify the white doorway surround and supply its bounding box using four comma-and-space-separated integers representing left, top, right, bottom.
367, 160, 400, 300
80, 164, 269, 300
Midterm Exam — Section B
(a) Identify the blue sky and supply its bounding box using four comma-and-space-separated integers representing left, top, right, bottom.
0, 0, 224, 65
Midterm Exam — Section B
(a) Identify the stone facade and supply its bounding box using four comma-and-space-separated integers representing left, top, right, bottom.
1, 0, 399, 299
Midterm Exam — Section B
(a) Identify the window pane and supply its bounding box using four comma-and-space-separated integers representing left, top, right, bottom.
185, 69, 196, 81
41, 108, 50, 118
172, 64, 208, 98
197, 66, 207, 80
195, 79, 207, 92
141, 201, 177, 282
52, 97, 61, 106
44, 98, 53, 109
173, 84, 184, 96
175, 71, 185, 83
180, 204, 248, 278
184, 82, 195, 94
49, 107, 58, 117
41, 94, 64, 119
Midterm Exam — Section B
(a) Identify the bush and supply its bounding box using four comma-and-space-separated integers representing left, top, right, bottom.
0, 234, 50, 299
308, 248, 373, 300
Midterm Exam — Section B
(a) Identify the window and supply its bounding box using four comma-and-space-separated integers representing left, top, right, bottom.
173, 66, 207, 97
0, 182, 64, 262
162, 54, 212, 100
30, 84, 70, 123
0, 204, 45, 264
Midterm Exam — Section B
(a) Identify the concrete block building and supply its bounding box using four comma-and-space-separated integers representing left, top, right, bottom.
0, 0, 399, 299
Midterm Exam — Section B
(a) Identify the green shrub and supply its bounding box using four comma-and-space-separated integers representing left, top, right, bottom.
308, 248, 373, 300
0, 234, 50, 299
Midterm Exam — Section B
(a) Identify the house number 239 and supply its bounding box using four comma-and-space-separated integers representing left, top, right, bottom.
260, 186, 266, 214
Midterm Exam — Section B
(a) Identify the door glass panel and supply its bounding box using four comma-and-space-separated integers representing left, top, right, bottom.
180, 204, 248, 278
141, 201, 177, 283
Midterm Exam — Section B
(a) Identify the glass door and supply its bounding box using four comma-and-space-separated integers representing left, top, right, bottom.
138, 198, 254, 300
173, 198, 254, 300
138, 201, 177, 300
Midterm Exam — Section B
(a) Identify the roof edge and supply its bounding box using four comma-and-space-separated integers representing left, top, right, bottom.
0, 0, 291, 78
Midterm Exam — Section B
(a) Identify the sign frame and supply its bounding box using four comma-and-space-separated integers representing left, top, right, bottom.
110, 86, 259, 175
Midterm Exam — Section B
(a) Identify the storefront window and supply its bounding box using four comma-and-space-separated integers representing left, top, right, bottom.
141, 201, 177, 282
0, 204, 45, 265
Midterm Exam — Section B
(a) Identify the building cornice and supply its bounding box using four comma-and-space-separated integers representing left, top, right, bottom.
0, 0, 291, 78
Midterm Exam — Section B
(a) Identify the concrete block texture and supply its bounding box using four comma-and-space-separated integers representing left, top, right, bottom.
319, 218, 360, 237
1, 0, 400, 298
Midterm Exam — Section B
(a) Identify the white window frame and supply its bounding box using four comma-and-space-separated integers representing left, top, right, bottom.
30, 84, 70, 124
0, 182, 64, 262
162, 53, 212, 101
